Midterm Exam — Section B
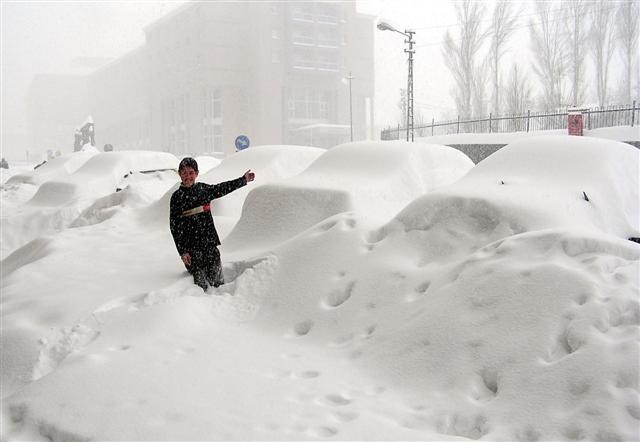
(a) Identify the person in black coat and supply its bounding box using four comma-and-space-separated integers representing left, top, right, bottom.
170, 157, 255, 290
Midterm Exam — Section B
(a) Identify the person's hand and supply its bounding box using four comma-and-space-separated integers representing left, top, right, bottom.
181, 253, 191, 266
244, 169, 255, 183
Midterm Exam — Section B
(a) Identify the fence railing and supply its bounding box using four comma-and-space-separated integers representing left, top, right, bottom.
381, 102, 639, 141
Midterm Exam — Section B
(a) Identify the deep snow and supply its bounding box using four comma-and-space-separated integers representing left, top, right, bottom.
1, 135, 638, 442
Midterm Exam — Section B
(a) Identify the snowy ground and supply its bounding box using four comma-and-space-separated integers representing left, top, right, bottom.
1, 133, 639, 441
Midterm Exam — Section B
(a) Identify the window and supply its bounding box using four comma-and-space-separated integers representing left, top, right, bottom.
272, 47, 281, 63
292, 26, 314, 46
202, 88, 222, 122
318, 30, 338, 47
292, 47, 315, 69
161, 96, 188, 154
291, 4, 313, 22
213, 124, 223, 152
202, 88, 222, 152
317, 51, 338, 71
288, 88, 331, 120
212, 89, 221, 119
317, 4, 338, 24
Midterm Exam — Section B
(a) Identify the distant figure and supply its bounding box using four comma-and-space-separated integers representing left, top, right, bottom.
0, 157, 8, 169
104, 143, 114, 152
169, 157, 256, 291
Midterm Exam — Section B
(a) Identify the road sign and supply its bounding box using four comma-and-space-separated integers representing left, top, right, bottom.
235, 135, 250, 151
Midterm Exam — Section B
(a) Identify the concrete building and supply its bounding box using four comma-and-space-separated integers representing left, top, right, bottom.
27, 1, 375, 157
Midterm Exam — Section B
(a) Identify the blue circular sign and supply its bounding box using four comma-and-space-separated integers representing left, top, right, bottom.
235, 135, 250, 151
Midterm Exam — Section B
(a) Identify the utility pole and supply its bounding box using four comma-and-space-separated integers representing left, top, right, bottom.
405, 31, 415, 142
347, 71, 354, 142
377, 21, 415, 142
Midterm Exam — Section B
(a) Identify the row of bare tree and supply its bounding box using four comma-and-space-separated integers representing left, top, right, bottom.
441, 0, 639, 120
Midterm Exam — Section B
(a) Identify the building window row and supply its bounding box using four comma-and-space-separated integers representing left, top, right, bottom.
291, 48, 339, 71
288, 87, 330, 120
290, 4, 338, 24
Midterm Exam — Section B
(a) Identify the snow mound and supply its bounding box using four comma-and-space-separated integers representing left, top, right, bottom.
203, 145, 325, 217
72, 170, 179, 228
246, 211, 639, 441
0, 151, 178, 259
194, 155, 222, 174
354, 230, 639, 442
377, 136, 639, 250
224, 141, 473, 254
2, 135, 638, 441
28, 151, 177, 207
1, 151, 98, 210
4, 149, 97, 187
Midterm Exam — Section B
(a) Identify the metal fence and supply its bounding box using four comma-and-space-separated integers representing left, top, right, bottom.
381, 102, 639, 140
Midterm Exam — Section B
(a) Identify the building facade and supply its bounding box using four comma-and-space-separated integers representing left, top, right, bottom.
28, 1, 375, 157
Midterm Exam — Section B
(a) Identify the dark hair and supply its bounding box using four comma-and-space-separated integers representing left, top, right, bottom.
178, 157, 198, 172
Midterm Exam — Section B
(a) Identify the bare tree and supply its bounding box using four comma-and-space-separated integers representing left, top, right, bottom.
505, 65, 533, 116
529, 0, 568, 110
442, 0, 489, 119
488, 1, 519, 114
563, 0, 589, 106
616, 0, 639, 103
589, 0, 616, 107
473, 60, 490, 117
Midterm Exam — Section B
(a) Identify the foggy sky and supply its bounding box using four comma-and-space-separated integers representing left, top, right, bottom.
1, 0, 631, 161
1, 1, 186, 159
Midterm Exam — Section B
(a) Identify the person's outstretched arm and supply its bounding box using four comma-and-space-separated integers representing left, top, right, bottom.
204, 169, 256, 199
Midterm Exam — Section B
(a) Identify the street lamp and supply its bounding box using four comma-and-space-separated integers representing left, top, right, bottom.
345, 71, 354, 142
377, 21, 415, 142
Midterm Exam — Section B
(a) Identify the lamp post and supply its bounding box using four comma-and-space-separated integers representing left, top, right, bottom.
346, 71, 354, 141
377, 21, 415, 142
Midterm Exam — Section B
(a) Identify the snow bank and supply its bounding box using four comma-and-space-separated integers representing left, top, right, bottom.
417, 125, 640, 145
377, 136, 638, 250
0, 151, 178, 259
243, 215, 639, 441
203, 145, 326, 218
1, 135, 638, 442
4, 148, 99, 187
1, 150, 99, 210
224, 141, 473, 255
194, 155, 222, 174
28, 150, 177, 207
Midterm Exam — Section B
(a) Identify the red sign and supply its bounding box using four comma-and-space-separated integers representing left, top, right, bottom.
568, 113, 583, 136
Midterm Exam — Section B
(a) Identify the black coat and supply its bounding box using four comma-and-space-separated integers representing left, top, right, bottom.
169, 177, 246, 255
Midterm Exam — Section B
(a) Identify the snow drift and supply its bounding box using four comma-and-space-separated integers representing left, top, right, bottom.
1, 137, 638, 442
224, 141, 474, 254
1, 151, 178, 259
